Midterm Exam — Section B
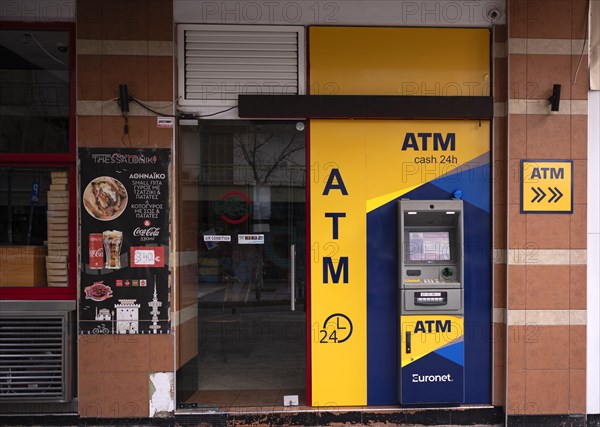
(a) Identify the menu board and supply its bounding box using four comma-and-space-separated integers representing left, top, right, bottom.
79, 148, 170, 335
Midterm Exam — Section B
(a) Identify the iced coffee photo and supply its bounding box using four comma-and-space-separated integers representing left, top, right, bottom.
102, 230, 123, 269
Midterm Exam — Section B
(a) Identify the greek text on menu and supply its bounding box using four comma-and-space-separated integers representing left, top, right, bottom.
130, 173, 166, 219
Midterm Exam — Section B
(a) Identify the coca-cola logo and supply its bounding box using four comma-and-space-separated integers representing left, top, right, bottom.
133, 227, 160, 238
89, 248, 103, 256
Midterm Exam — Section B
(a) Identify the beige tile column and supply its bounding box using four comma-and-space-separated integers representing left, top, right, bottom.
506, 0, 588, 417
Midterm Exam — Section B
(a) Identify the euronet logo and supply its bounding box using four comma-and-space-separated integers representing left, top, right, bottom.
412, 373, 453, 383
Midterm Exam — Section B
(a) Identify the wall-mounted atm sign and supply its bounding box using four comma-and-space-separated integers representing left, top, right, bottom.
521, 160, 573, 213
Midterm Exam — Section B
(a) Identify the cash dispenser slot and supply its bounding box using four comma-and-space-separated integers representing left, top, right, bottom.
403, 289, 462, 312
414, 291, 447, 306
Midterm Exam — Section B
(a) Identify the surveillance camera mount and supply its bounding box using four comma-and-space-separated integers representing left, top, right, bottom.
488, 9, 500, 19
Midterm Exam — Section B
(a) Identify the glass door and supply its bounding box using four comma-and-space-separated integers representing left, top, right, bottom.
178, 121, 306, 410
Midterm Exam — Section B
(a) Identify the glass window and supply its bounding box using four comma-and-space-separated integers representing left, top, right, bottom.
0, 29, 70, 154
0, 24, 74, 299
0, 167, 70, 288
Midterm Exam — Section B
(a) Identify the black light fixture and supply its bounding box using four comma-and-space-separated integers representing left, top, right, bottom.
118, 84, 130, 113
549, 84, 561, 112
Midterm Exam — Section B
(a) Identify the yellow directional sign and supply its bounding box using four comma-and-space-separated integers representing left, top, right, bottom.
521, 160, 573, 213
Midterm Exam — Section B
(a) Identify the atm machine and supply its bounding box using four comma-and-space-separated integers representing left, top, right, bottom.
398, 199, 464, 405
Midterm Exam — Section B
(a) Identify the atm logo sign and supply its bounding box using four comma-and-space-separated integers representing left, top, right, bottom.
531, 167, 564, 180
414, 320, 452, 333
401, 132, 455, 151
521, 160, 573, 213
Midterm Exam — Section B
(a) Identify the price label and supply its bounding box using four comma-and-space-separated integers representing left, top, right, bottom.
135, 249, 156, 265
130, 246, 165, 268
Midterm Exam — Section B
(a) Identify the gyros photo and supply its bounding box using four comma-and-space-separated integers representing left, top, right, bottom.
83, 177, 128, 220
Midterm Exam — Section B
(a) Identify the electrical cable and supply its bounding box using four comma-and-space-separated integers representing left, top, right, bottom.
23, 33, 66, 66
101, 97, 119, 107
120, 109, 130, 146
120, 132, 132, 147
120, 119, 131, 147
131, 98, 174, 117
573, 0, 590, 85
195, 105, 238, 117
129, 97, 238, 119
122, 113, 129, 135
134, 97, 181, 110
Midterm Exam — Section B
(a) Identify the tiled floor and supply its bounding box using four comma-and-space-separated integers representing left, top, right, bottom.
187, 388, 306, 411
188, 306, 307, 409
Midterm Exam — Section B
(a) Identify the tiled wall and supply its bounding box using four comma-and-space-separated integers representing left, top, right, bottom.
76, 0, 175, 418
506, 0, 588, 416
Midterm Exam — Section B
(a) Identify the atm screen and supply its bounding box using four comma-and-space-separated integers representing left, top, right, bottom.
408, 231, 451, 261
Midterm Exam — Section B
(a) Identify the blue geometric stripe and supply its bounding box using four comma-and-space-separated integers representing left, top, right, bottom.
367, 181, 490, 405
428, 163, 491, 212
434, 340, 464, 367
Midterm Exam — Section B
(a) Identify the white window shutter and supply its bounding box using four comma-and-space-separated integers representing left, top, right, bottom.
178, 24, 305, 114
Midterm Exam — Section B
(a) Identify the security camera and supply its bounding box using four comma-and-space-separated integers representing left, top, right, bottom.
487, 8, 500, 20
56, 42, 68, 53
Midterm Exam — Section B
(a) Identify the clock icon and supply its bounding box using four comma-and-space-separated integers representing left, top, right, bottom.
322, 313, 353, 343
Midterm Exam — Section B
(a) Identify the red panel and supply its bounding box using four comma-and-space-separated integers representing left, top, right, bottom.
305, 123, 312, 406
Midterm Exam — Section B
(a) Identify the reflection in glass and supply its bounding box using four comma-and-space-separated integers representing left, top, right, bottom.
178, 121, 307, 409
0, 30, 70, 153
0, 167, 69, 288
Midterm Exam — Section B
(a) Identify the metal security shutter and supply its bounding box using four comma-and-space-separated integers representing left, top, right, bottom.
0, 311, 72, 402
178, 24, 305, 113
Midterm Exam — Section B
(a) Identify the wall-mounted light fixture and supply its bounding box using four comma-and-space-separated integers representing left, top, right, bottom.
549, 84, 561, 112
118, 84, 130, 113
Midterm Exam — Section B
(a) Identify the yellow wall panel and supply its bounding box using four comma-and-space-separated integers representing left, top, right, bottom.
309, 27, 490, 96
310, 122, 367, 406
